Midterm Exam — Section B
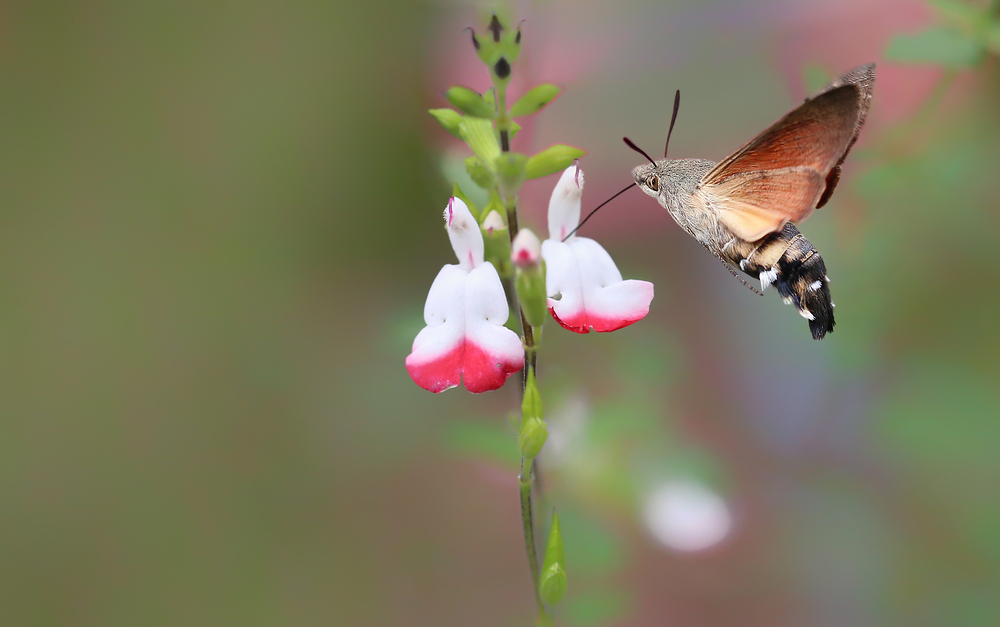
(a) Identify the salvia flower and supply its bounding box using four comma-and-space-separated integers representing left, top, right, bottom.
541, 165, 654, 333
406, 198, 524, 393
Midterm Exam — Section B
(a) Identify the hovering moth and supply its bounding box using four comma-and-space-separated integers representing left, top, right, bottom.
630, 64, 875, 339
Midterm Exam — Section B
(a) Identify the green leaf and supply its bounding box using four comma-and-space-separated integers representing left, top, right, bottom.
510, 84, 561, 117
446, 86, 496, 119
539, 512, 567, 605
524, 144, 586, 179
459, 117, 500, 173
464, 157, 494, 190
928, 0, 986, 33
885, 26, 982, 67
428, 108, 462, 139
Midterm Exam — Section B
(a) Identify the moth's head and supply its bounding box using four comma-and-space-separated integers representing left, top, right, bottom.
632, 162, 664, 198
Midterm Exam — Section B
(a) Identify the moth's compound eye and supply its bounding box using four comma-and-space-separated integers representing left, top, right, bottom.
647, 175, 659, 192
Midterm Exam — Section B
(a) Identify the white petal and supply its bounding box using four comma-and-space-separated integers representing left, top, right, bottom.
445, 197, 484, 272
413, 264, 468, 361
542, 237, 653, 333
547, 165, 584, 242
464, 262, 523, 370
511, 228, 542, 268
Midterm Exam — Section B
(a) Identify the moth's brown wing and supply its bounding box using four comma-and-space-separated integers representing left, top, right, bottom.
697, 64, 875, 241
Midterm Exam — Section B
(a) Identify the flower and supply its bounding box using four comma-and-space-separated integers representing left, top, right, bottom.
406, 198, 524, 393
541, 165, 654, 333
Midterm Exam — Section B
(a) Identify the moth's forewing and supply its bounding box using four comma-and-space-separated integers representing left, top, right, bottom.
696, 64, 875, 241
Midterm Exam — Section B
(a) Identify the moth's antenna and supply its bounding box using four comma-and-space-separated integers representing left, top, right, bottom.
623, 137, 656, 168
561, 183, 636, 242
664, 90, 680, 158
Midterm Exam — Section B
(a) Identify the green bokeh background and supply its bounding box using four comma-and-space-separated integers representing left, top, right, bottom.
2, 0, 999, 625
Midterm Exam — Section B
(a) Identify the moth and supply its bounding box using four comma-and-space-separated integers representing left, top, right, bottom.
630, 64, 875, 339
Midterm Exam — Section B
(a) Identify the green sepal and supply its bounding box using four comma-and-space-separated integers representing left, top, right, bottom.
510, 84, 561, 117
515, 264, 547, 328
510, 120, 521, 141
539, 512, 567, 605
518, 416, 547, 460
496, 152, 527, 196
452, 182, 479, 221
446, 86, 497, 119
465, 157, 494, 190
521, 366, 543, 421
428, 108, 462, 139
525, 145, 586, 179
459, 116, 500, 173
518, 368, 546, 459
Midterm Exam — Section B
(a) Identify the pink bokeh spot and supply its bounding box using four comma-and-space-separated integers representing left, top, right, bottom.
406, 339, 523, 394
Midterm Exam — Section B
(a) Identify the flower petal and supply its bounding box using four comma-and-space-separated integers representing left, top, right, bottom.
547, 165, 583, 242
406, 265, 468, 392
405, 262, 523, 393
542, 237, 653, 333
462, 263, 524, 392
445, 197, 484, 272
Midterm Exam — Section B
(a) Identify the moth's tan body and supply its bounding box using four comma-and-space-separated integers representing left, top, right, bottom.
631, 64, 876, 339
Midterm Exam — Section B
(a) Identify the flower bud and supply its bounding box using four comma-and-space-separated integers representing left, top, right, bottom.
521, 366, 542, 421
518, 416, 547, 460
511, 228, 541, 269
513, 230, 547, 328
428, 108, 462, 139
525, 144, 586, 180
539, 563, 567, 606
446, 86, 496, 120
510, 84, 561, 117
539, 512, 567, 605
481, 207, 511, 278
495, 152, 527, 196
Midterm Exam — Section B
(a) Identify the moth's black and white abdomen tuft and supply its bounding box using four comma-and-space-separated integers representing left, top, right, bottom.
733, 223, 836, 340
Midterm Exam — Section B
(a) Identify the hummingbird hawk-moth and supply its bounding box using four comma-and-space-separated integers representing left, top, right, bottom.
630, 64, 875, 339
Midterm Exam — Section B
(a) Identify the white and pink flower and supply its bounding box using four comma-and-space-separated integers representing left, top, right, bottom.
406, 198, 524, 393
541, 165, 654, 333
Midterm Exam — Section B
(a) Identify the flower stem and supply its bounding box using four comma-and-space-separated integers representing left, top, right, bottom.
519, 458, 545, 618
495, 79, 547, 621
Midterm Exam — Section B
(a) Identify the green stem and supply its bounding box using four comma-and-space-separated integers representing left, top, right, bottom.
519, 459, 545, 617
495, 81, 547, 620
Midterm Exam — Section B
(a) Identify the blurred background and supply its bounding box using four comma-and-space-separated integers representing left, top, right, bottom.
2, 0, 999, 625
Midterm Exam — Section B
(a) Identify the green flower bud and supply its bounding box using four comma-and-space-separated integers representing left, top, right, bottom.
452, 182, 479, 221
518, 415, 547, 460
465, 157, 494, 190
521, 366, 542, 421
446, 86, 496, 120
539, 562, 567, 606
428, 108, 462, 139
481, 207, 511, 278
510, 120, 521, 140
525, 144, 586, 179
512, 229, 547, 328
539, 512, 567, 605
510, 84, 561, 117
459, 117, 500, 173
495, 152, 527, 196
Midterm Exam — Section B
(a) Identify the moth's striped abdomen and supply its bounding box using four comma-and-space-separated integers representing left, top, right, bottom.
734, 223, 835, 339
